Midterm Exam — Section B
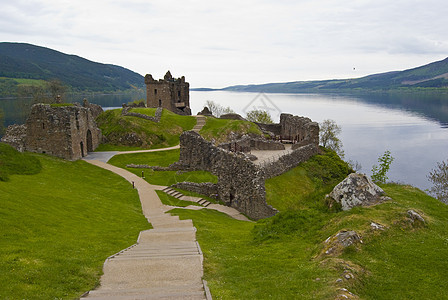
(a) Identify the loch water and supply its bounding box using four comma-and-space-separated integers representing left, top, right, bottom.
1, 90, 447, 191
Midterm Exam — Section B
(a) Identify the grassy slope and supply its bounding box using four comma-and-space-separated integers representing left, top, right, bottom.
96, 108, 196, 151
108, 149, 218, 186
199, 117, 263, 144
169, 149, 448, 299
0, 145, 149, 299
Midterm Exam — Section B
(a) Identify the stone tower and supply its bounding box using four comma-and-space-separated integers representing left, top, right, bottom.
144, 71, 191, 115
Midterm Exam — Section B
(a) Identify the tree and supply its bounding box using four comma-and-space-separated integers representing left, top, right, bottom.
427, 160, 448, 204
46, 79, 67, 103
319, 119, 344, 157
371, 150, 394, 184
245, 109, 273, 124
205, 100, 235, 117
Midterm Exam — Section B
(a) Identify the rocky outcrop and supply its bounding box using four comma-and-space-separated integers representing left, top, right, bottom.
327, 173, 390, 211
407, 210, 425, 223
323, 230, 363, 256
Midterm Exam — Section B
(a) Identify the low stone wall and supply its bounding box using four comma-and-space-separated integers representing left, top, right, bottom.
261, 144, 319, 180
1, 124, 27, 152
218, 135, 285, 153
171, 182, 220, 199
121, 106, 163, 122
251, 138, 285, 150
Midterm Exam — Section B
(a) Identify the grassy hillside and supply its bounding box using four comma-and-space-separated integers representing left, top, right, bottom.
0, 42, 144, 95
221, 57, 448, 93
199, 117, 263, 144
169, 149, 448, 299
0, 143, 149, 299
96, 108, 196, 150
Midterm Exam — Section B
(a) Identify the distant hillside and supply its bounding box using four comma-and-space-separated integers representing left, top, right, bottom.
0, 42, 145, 95
216, 57, 448, 93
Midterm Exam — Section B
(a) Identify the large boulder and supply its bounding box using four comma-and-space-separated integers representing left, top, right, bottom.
328, 173, 390, 211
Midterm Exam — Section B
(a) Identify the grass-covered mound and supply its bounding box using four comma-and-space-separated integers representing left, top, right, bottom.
0, 143, 42, 181
0, 152, 149, 299
199, 117, 263, 144
108, 149, 218, 186
96, 108, 196, 151
169, 149, 448, 299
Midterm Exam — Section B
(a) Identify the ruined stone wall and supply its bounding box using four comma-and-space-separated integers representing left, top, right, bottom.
121, 107, 163, 122
280, 113, 319, 145
171, 182, 220, 200
145, 71, 191, 115
218, 135, 285, 153
174, 131, 278, 220
255, 122, 282, 137
1, 124, 27, 152
261, 144, 319, 180
23, 104, 101, 160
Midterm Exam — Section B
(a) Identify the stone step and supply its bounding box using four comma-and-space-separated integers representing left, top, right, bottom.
85, 284, 205, 299
138, 230, 197, 244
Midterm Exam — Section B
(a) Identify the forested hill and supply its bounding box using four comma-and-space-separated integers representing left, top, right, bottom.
219, 57, 448, 93
0, 42, 145, 94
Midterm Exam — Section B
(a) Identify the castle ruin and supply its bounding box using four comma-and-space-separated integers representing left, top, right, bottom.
168, 113, 320, 220
1, 101, 102, 160
145, 71, 191, 115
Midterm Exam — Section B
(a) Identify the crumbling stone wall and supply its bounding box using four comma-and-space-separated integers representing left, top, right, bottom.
218, 135, 285, 153
280, 113, 319, 145
173, 131, 278, 220
1, 124, 27, 152
121, 106, 163, 122
145, 71, 191, 115
2, 104, 101, 160
82, 98, 103, 119
256, 113, 319, 146
261, 144, 319, 180
172, 182, 220, 200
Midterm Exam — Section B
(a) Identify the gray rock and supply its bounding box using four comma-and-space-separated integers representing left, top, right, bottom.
328, 173, 389, 210
407, 210, 425, 223
336, 231, 362, 247
370, 222, 385, 230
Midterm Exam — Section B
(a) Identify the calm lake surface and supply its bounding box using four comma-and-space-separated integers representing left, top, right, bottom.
1, 90, 447, 191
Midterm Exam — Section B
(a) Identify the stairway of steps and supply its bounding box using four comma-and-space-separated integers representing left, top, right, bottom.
162, 187, 212, 207
83, 216, 208, 300
192, 116, 206, 132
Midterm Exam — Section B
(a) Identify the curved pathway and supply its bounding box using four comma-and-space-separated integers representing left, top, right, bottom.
82, 116, 239, 299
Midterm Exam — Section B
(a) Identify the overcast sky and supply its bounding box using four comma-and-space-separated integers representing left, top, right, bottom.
1, 0, 447, 88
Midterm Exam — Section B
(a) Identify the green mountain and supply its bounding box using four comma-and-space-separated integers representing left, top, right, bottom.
0, 42, 145, 94
219, 57, 448, 93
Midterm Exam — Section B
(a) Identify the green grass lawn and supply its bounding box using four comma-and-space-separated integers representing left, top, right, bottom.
199, 117, 262, 144
96, 108, 196, 150
108, 149, 218, 186
0, 144, 149, 299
